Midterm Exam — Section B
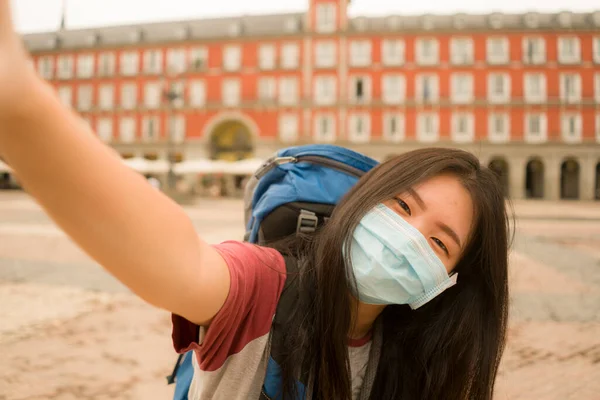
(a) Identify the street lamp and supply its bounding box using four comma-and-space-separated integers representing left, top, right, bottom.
161, 75, 185, 191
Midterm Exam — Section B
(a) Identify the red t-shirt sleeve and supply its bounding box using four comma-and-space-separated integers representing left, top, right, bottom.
171, 241, 286, 372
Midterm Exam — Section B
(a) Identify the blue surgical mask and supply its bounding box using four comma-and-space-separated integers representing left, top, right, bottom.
347, 204, 458, 310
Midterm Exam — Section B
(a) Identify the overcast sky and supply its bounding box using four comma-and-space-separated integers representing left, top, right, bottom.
11, 0, 599, 33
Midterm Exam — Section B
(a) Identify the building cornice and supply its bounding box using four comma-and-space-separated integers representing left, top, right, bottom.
23, 10, 600, 53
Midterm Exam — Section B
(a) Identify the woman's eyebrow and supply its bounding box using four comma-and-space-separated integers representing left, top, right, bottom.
407, 188, 427, 211
437, 222, 462, 249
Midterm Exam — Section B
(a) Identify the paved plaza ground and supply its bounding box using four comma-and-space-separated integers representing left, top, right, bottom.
0, 191, 599, 400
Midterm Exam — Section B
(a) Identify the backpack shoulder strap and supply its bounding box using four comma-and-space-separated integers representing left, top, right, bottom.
270, 255, 300, 355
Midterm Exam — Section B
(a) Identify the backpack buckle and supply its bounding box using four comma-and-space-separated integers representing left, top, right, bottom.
297, 210, 319, 234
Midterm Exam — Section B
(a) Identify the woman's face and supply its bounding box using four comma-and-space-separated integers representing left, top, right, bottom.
383, 174, 474, 273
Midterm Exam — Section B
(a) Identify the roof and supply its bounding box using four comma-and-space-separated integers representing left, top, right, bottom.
22, 10, 600, 52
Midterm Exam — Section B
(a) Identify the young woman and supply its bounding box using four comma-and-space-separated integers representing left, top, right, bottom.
0, 3, 510, 399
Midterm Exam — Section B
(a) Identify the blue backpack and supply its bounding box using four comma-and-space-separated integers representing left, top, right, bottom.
168, 144, 379, 400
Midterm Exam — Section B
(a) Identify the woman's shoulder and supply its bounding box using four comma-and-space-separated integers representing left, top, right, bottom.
213, 240, 287, 274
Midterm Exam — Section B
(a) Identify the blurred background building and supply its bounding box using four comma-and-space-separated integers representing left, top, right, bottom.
17, 0, 600, 200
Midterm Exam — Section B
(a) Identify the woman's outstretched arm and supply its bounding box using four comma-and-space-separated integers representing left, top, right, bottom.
0, 0, 230, 325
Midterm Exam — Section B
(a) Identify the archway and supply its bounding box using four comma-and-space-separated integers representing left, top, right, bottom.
488, 157, 510, 197
595, 162, 600, 200
560, 158, 580, 200
209, 120, 254, 161
525, 158, 545, 199
0, 173, 11, 190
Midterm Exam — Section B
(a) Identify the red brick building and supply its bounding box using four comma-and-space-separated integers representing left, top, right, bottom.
21, 0, 600, 200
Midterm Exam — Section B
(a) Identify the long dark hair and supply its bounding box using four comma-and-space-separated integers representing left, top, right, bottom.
269, 147, 511, 400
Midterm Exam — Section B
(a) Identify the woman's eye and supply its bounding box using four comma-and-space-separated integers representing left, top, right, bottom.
432, 237, 449, 255
396, 198, 411, 215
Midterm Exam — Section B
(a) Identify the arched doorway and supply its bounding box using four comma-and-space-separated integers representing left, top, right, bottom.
560, 158, 580, 200
596, 162, 600, 200
209, 120, 254, 161
0, 173, 11, 190
488, 157, 510, 197
525, 158, 545, 199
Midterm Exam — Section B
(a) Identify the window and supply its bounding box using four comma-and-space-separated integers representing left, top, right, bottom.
348, 113, 371, 143
97, 118, 113, 143
258, 77, 277, 101
168, 115, 186, 143
316, 3, 336, 33
488, 113, 509, 143
349, 76, 371, 104
314, 76, 337, 105
37, 56, 54, 79
313, 113, 336, 142
279, 114, 299, 143
281, 43, 299, 69
77, 54, 94, 79
57, 55, 74, 80
279, 77, 298, 105
222, 79, 241, 106
381, 39, 405, 66
167, 48, 187, 74
558, 36, 581, 64
169, 81, 185, 108
524, 113, 547, 143
98, 52, 116, 77
561, 113, 582, 143
315, 41, 336, 68
488, 73, 510, 103
144, 50, 163, 75
190, 47, 208, 70
120, 51, 139, 76
594, 37, 600, 64
119, 117, 136, 143
487, 37, 509, 65
382, 74, 406, 104
560, 73, 581, 103
451, 112, 474, 143
223, 46, 241, 71
120, 83, 138, 110
522, 37, 545, 64
382, 113, 405, 142
451, 73, 474, 104
77, 85, 93, 111
524, 73, 546, 103
417, 112, 439, 142
416, 38, 439, 66
350, 40, 371, 67
450, 38, 474, 65
142, 116, 161, 142
99, 84, 114, 111
259, 44, 276, 70
144, 82, 162, 109
57, 86, 72, 107
189, 80, 206, 107
416, 74, 439, 102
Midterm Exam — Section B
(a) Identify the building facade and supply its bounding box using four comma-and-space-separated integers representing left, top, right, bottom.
22, 0, 600, 200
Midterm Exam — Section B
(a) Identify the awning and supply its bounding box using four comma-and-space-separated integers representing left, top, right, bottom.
122, 157, 169, 174
225, 158, 266, 175
173, 159, 217, 174
173, 158, 266, 175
